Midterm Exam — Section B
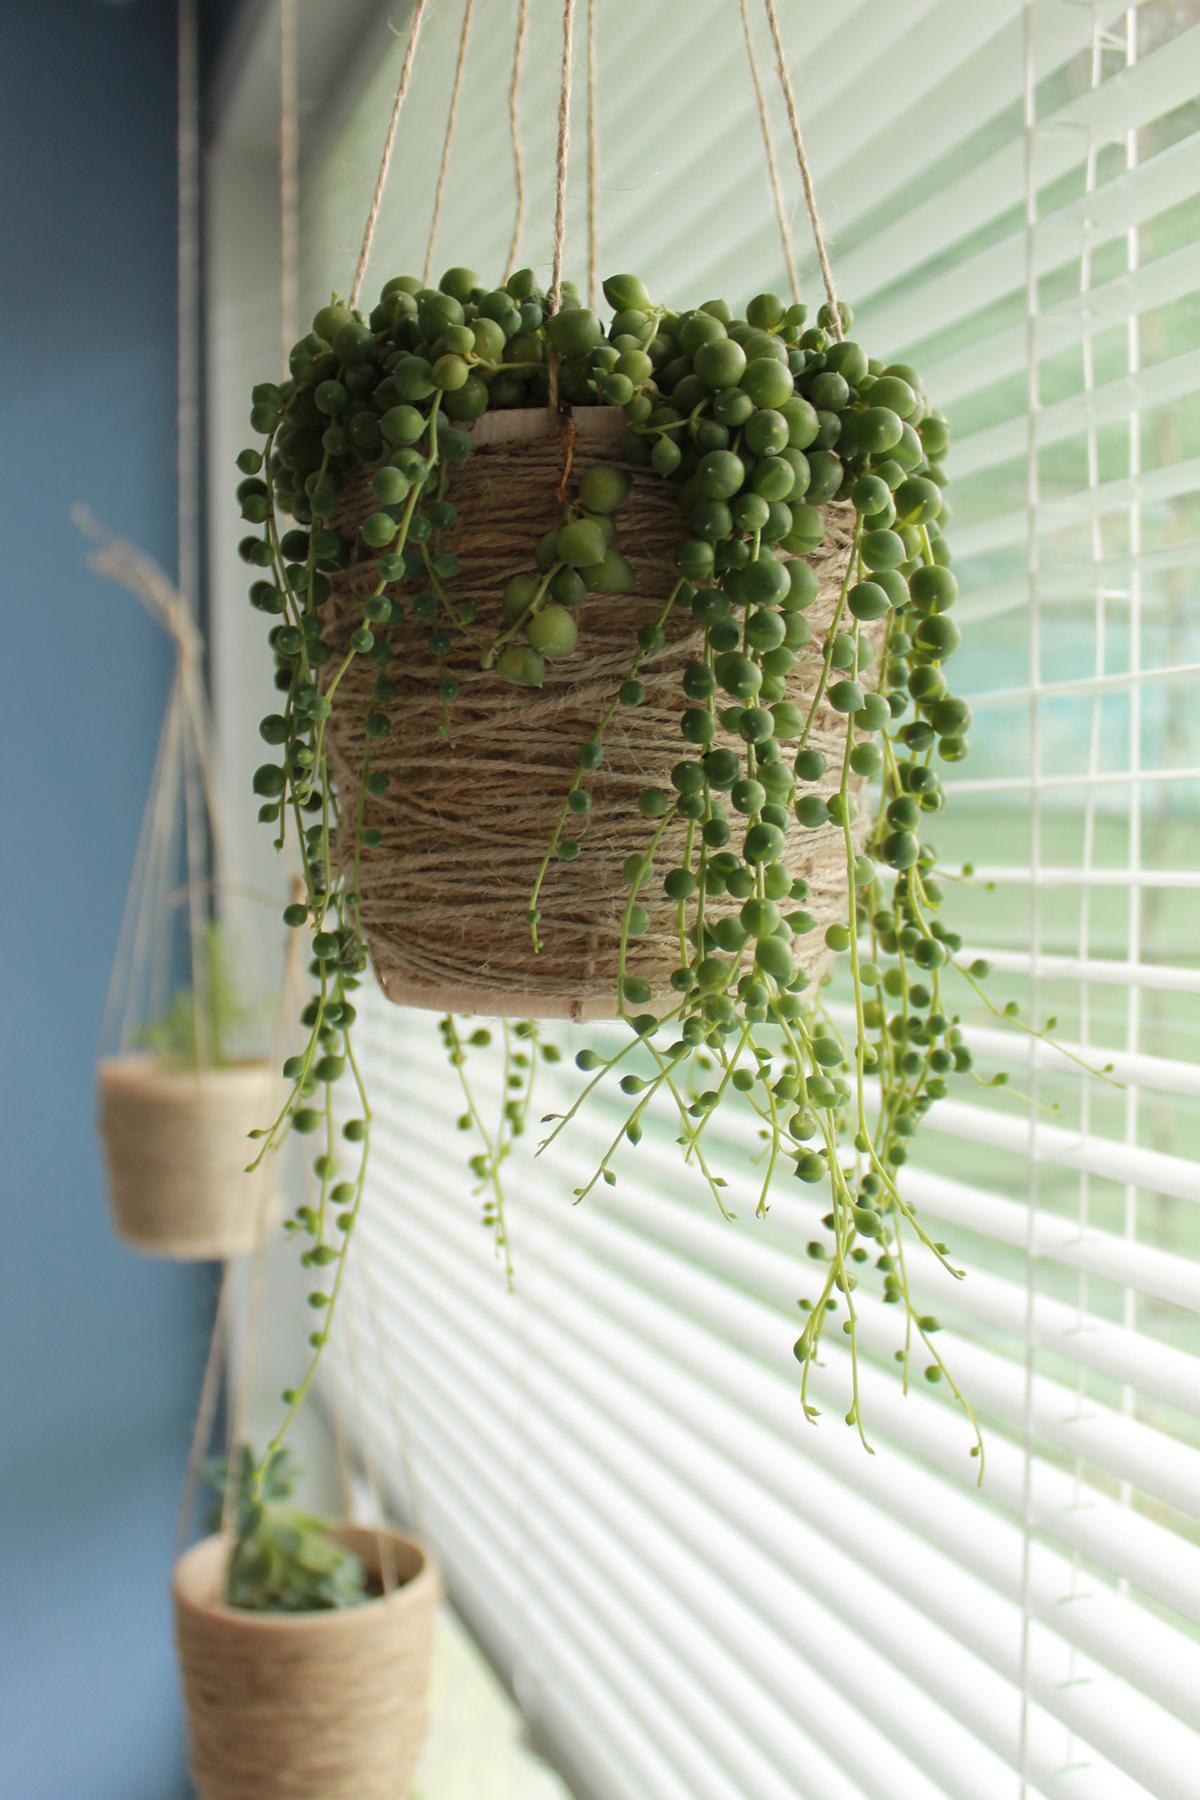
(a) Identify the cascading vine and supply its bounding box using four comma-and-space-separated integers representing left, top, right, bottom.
237, 266, 1114, 1470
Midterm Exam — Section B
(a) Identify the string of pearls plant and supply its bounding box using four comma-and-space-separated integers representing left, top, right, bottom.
238, 267, 1113, 1472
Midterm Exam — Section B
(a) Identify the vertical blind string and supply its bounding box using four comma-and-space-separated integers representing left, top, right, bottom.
504, 0, 530, 280
353, 1246, 431, 1544
761, 0, 841, 336
348, 0, 431, 312
738, 0, 800, 305
423, 0, 476, 288
1016, 1, 1043, 1788
341, 1266, 402, 1595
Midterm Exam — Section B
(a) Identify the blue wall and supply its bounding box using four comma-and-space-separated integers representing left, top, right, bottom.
1, 4, 210, 1794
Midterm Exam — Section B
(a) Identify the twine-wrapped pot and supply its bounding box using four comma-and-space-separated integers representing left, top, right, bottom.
97, 1054, 279, 1259
325, 405, 868, 1020
173, 1526, 439, 1800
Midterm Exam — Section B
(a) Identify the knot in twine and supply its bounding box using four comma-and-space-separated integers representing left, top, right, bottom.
74, 505, 204, 668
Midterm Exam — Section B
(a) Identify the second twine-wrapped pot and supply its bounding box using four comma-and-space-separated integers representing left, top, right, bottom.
97, 1055, 279, 1259
324, 405, 865, 1021
173, 1526, 439, 1800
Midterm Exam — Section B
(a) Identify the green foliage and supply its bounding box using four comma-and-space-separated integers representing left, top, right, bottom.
238, 267, 1117, 1475
204, 1446, 367, 1614
137, 922, 257, 1069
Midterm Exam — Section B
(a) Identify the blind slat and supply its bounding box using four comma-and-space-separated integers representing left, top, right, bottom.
356, 1181, 1200, 1790
932, 237, 1200, 407
359, 1235, 945, 1800
361, 1094, 1200, 1634
952, 346, 1200, 477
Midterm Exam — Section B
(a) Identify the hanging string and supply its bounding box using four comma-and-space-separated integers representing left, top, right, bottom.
547, 0, 577, 412
352, 1246, 429, 1543
423, 0, 476, 287
175, 1263, 240, 1558
224, 879, 308, 1439
549, 0, 576, 317
503, 0, 530, 280
348, 0, 431, 311
176, 0, 432, 1568
585, 0, 598, 310
77, 516, 250, 959
171, 888, 310, 1553
179, 626, 211, 1067
175, 0, 209, 1058
125, 686, 186, 1052
340, 1264, 401, 1594
328, 1359, 359, 1522
176, 0, 200, 626
79, 512, 203, 1053
739, 0, 800, 305
279, 0, 299, 367
761, 0, 841, 336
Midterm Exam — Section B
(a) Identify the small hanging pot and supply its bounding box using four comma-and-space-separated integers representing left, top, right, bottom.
173, 1526, 439, 1800
323, 405, 867, 1021
97, 1055, 279, 1259
79, 518, 282, 1261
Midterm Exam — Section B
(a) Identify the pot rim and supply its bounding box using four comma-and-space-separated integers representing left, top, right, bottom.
98, 1051, 276, 1088
464, 400, 624, 451
173, 1526, 437, 1633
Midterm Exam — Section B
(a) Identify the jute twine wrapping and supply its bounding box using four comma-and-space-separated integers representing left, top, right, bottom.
324, 406, 869, 1020
97, 1055, 279, 1259
174, 1527, 438, 1800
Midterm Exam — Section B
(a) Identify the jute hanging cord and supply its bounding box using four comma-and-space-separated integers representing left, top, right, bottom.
348, 0, 432, 312
504, 0, 530, 279
762, 0, 842, 334
544, 0, 577, 413
310, 0, 873, 1020
78, 510, 214, 1058
585, 0, 598, 310
171, 0, 417, 1564
422, 0, 476, 287
80, 513, 285, 1262
549, 0, 575, 317
279, 0, 299, 367
739, 0, 800, 305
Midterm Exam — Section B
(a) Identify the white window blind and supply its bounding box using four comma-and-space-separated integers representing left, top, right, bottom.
209, 2, 1200, 1796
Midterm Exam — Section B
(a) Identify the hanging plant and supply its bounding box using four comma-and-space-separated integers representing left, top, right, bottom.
173, 1445, 437, 1798
99, 922, 278, 1260
79, 516, 281, 1262
237, 265, 1114, 1467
